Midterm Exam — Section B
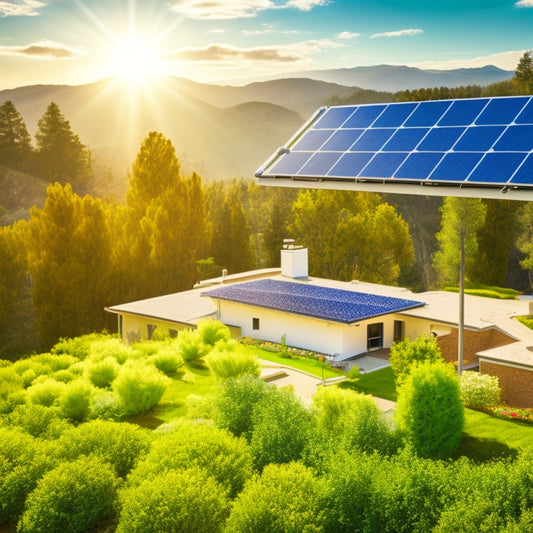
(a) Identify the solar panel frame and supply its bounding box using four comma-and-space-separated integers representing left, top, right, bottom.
256, 95, 533, 196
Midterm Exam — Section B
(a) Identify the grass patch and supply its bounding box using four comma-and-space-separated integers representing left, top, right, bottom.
516, 315, 533, 330
254, 348, 342, 379
443, 284, 520, 300
338, 366, 397, 401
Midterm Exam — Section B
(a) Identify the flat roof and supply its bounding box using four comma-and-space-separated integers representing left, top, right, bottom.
202, 278, 424, 324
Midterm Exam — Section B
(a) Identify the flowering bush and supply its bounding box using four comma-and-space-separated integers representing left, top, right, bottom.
460, 371, 501, 409
491, 407, 533, 424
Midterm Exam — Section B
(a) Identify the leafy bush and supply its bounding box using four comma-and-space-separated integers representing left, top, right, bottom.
51, 333, 107, 360
85, 356, 120, 388
117, 468, 230, 533
112, 361, 169, 415
213, 375, 270, 438
55, 420, 151, 478
206, 340, 261, 379
148, 346, 183, 375
225, 462, 326, 533
58, 379, 94, 422
88, 337, 131, 364
6, 404, 69, 439
12, 360, 49, 385
175, 329, 207, 361
250, 388, 313, 469
89, 389, 124, 421
26, 378, 65, 407
18, 456, 119, 533
396, 361, 464, 458
30, 353, 79, 372
129, 419, 252, 497
197, 319, 231, 346
460, 370, 501, 408
185, 393, 217, 419
0, 428, 57, 525
311, 386, 396, 456
389, 335, 444, 385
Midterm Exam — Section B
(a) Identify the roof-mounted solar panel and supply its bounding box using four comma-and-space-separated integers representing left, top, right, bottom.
256, 96, 533, 201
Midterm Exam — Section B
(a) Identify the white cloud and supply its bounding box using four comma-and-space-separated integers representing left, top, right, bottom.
0, 0, 45, 17
0, 40, 85, 59
169, 0, 328, 19
168, 39, 341, 64
371, 28, 423, 39
516, 0, 533, 7
337, 31, 360, 40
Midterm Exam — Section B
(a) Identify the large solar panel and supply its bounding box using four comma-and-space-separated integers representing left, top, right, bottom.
202, 279, 424, 324
256, 96, 533, 200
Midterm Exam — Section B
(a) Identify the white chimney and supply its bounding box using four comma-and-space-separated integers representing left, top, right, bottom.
281, 239, 308, 279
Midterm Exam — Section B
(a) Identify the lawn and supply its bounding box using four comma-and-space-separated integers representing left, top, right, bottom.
339, 366, 397, 401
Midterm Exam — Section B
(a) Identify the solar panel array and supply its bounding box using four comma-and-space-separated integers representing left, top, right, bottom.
203, 279, 423, 324
257, 96, 533, 188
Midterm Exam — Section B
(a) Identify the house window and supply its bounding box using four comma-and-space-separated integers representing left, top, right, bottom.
147, 324, 157, 340
118, 315, 123, 337
367, 322, 384, 351
393, 320, 405, 343
252, 317, 260, 330
168, 328, 178, 338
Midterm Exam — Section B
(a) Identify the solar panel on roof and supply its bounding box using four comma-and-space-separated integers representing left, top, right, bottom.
256, 96, 533, 197
202, 279, 424, 324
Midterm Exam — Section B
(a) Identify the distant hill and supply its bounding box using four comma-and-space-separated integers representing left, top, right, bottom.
287, 65, 514, 92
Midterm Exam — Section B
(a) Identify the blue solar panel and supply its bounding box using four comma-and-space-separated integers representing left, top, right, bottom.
203, 279, 424, 324
257, 96, 533, 190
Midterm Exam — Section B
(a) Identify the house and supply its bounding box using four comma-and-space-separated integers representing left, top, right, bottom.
106, 245, 533, 407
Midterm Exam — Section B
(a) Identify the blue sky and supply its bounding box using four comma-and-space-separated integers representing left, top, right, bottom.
1, 0, 533, 89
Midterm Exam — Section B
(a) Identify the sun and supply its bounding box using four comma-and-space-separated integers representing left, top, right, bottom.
109, 37, 165, 83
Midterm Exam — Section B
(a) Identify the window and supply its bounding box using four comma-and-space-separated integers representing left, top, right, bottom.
252, 317, 260, 330
393, 320, 405, 343
168, 328, 178, 338
118, 315, 123, 337
367, 322, 384, 351
147, 324, 157, 340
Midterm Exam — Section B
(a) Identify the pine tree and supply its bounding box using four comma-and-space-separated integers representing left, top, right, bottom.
513, 50, 533, 94
0, 100, 33, 170
35, 102, 92, 192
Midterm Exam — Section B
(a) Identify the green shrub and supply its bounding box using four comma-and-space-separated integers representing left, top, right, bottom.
197, 319, 231, 346
117, 468, 230, 533
88, 337, 131, 364
58, 380, 94, 422
148, 346, 183, 375
213, 375, 270, 438
250, 388, 313, 469
0, 428, 58, 526
460, 370, 501, 408
55, 420, 151, 478
89, 390, 124, 421
6, 404, 69, 439
185, 393, 217, 419
389, 335, 444, 385
396, 361, 464, 458
0, 366, 25, 414
206, 341, 261, 379
129, 419, 252, 497
175, 329, 207, 361
51, 333, 107, 360
85, 356, 120, 388
113, 361, 169, 415
18, 456, 119, 533
51, 368, 77, 383
12, 360, 49, 384
30, 353, 79, 372
26, 378, 65, 407
225, 462, 326, 533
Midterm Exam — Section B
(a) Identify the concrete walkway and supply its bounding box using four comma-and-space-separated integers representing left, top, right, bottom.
259, 360, 395, 412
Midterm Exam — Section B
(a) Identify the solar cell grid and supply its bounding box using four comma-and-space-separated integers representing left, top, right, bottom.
258, 96, 533, 190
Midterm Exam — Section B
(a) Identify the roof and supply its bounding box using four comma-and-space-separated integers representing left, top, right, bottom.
202, 278, 424, 324
256, 96, 533, 201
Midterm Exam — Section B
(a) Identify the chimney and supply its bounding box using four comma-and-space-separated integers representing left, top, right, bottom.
281, 239, 308, 279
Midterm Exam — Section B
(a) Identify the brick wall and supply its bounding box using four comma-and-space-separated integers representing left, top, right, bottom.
436, 328, 516, 366
480, 361, 533, 408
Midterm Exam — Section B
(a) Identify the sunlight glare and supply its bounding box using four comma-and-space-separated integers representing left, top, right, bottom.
111, 37, 165, 83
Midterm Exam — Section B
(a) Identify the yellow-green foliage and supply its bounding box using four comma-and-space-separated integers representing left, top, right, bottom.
460, 371, 501, 409
206, 340, 261, 380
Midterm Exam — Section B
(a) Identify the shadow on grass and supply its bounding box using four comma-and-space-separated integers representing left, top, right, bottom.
453, 434, 518, 463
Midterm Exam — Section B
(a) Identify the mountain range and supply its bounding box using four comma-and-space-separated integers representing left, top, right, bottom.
0, 64, 515, 193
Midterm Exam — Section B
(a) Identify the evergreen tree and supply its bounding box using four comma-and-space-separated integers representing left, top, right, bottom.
27, 183, 114, 349
0, 100, 33, 170
513, 50, 533, 94
433, 197, 487, 287
35, 102, 92, 192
